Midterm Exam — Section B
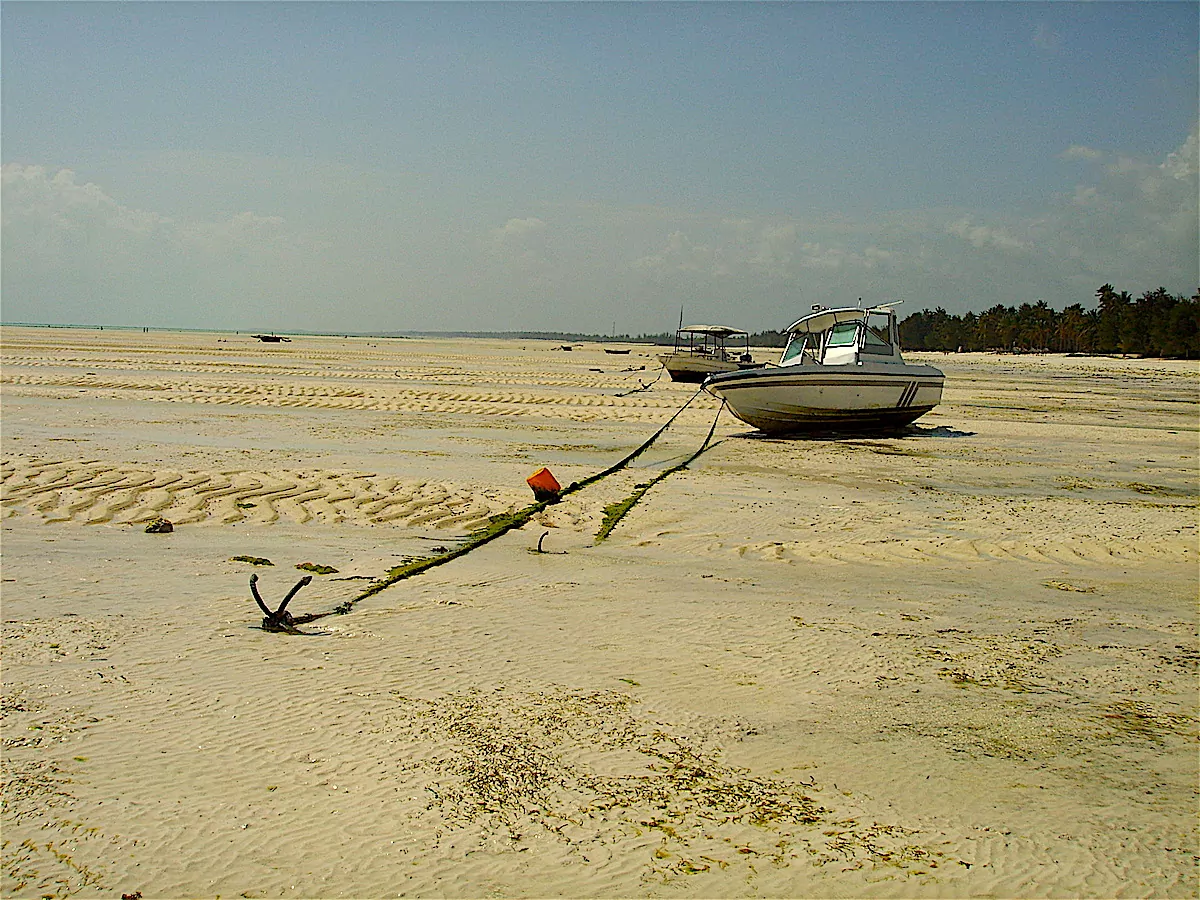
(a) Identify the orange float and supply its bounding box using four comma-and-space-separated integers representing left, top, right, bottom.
526, 467, 561, 502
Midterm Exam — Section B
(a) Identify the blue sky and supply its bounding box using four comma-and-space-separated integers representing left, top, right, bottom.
2, 1, 1196, 334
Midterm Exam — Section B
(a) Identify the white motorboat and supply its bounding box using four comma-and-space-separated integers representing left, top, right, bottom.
703, 305, 944, 434
657, 325, 756, 383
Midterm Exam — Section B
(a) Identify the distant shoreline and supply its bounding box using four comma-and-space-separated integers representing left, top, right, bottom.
2, 322, 1189, 359
0, 321, 671, 344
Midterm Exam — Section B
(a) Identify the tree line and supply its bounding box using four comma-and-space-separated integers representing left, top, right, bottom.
412, 284, 1199, 358
896, 285, 1200, 358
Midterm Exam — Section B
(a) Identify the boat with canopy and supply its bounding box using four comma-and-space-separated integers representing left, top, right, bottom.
657, 325, 756, 383
703, 304, 944, 434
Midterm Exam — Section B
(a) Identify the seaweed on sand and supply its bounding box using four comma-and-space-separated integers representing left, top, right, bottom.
347, 500, 553, 608
295, 562, 339, 575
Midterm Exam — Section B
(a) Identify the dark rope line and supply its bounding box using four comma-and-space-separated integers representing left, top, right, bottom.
594, 400, 727, 542
253, 386, 713, 626
615, 362, 667, 396
557, 385, 706, 497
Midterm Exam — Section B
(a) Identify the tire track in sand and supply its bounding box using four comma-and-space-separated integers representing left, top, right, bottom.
1, 372, 716, 424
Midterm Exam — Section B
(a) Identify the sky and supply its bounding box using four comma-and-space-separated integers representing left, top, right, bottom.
2, 1, 1197, 335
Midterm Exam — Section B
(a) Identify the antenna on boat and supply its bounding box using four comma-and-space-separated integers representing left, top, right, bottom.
679, 306, 684, 330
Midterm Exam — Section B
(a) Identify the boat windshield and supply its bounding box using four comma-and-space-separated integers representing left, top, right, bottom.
780, 335, 805, 363
826, 322, 860, 347
861, 312, 894, 354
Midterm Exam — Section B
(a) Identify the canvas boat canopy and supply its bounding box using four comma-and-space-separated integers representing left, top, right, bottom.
784, 307, 897, 335
658, 322, 755, 382
678, 325, 749, 337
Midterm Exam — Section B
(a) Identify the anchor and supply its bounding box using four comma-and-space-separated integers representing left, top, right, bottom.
250, 573, 315, 633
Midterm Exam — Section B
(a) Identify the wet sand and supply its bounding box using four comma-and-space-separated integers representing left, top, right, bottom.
2, 326, 1196, 898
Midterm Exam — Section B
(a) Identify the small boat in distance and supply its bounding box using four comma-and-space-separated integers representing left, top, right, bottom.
252, 334, 291, 343
703, 304, 944, 434
657, 325, 756, 383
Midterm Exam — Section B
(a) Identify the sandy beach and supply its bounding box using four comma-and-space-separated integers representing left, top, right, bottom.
1, 325, 1196, 899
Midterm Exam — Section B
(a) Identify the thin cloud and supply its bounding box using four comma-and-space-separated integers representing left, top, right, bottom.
946, 216, 1029, 253
1061, 145, 1104, 163
488, 216, 552, 276
1033, 23, 1061, 52
1161, 127, 1198, 180
1, 164, 171, 236
1, 163, 331, 328
3, 127, 1196, 332
492, 217, 546, 241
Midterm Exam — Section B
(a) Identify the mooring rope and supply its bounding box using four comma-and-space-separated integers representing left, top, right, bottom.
615, 362, 666, 397
594, 399, 726, 542
557, 384, 706, 497
263, 385, 717, 628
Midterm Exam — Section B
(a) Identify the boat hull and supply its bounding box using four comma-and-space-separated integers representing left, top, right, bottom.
657, 353, 742, 382
704, 363, 945, 434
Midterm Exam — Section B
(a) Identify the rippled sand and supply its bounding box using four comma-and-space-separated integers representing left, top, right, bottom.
2, 326, 1196, 898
